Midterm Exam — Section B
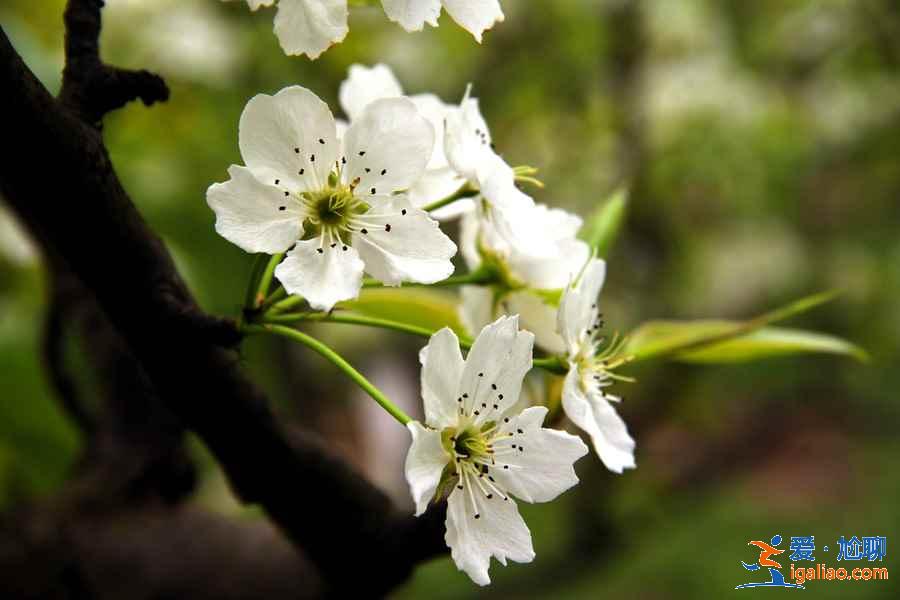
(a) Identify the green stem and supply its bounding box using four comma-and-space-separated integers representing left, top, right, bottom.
422, 186, 478, 213
262, 310, 571, 375
243, 254, 271, 311
268, 293, 306, 314
242, 323, 412, 426
362, 264, 497, 289
253, 253, 283, 308
259, 285, 287, 311
533, 355, 569, 375
264, 311, 470, 343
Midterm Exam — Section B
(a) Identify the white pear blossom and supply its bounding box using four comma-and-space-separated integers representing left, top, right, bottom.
557, 258, 636, 473
382, 0, 504, 42
223, 0, 348, 59
405, 316, 588, 585
458, 202, 590, 353
443, 89, 561, 259
337, 64, 465, 214
207, 85, 457, 311
225, 0, 504, 59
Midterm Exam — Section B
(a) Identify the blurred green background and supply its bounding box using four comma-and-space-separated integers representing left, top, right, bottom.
1, 0, 898, 597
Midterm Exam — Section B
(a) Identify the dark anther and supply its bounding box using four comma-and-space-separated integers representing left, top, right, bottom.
493, 404, 498, 409
275, 179, 280, 185
330, 243, 336, 248
341, 156, 347, 164
299, 168, 305, 175
474, 514, 480, 519
457, 485, 463, 490
342, 245, 348, 251
517, 429, 523, 434
498, 394, 503, 400
310, 154, 315, 162
478, 372, 484, 377
380, 169, 387, 175
457, 397, 462, 403
278, 206, 286, 211
370, 187, 376, 195
462, 393, 469, 398
481, 403, 487, 408
283, 191, 289, 196
503, 417, 509, 423
316, 248, 324, 254
491, 383, 497, 390
359, 151, 366, 156
401, 209, 407, 215
365, 167, 371, 173
361, 228, 368, 234
318, 138, 325, 144
474, 410, 480, 416
385, 224, 391, 232
294, 147, 300, 153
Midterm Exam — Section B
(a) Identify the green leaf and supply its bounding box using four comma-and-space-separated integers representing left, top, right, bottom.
341, 288, 466, 336
581, 187, 628, 257
674, 327, 868, 363
624, 290, 843, 362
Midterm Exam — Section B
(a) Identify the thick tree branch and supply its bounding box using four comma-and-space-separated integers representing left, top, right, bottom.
0, 8, 444, 594
59, 0, 168, 125
0, 503, 324, 599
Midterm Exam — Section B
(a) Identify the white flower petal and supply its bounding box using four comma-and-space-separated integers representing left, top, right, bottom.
419, 328, 466, 429
459, 285, 494, 339
409, 93, 453, 170
239, 86, 338, 189
444, 94, 495, 184
502, 291, 566, 354
441, 0, 504, 42
207, 165, 304, 254
510, 237, 590, 291
458, 207, 483, 269
481, 169, 561, 259
245, 0, 275, 9
335, 117, 349, 141
492, 406, 588, 503
445, 485, 534, 586
338, 63, 403, 121
561, 368, 635, 473
405, 421, 449, 516
353, 196, 456, 286
407, 167, 468, 216
381, 0, 442, 32
342, 97, 435, 194
274, 238, 364, 310
557, 258, 606, 352
272, 0, 348, 59
460, 316, 534, 425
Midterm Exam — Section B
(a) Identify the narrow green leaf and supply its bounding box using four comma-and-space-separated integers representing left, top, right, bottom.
581, 187, 628, 257
625, 290, 842, 362
676, 327, 868, 363
341, 288, 465, 336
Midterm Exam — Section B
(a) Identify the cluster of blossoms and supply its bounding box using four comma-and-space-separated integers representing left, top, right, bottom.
223, 0, 504, 58
208, 64, 635, 584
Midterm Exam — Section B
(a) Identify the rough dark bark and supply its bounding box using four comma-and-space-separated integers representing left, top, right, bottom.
0, 1, 446, 596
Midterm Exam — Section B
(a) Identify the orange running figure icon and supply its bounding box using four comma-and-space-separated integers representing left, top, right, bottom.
747, 540, 785, 569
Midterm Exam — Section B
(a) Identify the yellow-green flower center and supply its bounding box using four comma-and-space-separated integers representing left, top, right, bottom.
301, 185, 367, 231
